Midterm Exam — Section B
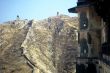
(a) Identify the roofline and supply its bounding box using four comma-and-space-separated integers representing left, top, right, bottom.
68, 7, 77, 13
68, 4, 91, 13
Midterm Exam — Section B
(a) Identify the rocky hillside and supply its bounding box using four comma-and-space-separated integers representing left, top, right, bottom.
0, 15, 78, 73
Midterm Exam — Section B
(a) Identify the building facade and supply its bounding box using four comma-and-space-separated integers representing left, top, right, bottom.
68, 0, 110, 73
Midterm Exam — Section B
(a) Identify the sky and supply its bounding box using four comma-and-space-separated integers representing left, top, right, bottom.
0, 0, 77, 23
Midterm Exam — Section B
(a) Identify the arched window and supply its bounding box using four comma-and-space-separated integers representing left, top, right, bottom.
80, 38, 88, 57
87, 33, 92, 44
79, 12, 88, 30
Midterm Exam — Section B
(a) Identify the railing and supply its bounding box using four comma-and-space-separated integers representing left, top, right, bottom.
76, 57, 98, 64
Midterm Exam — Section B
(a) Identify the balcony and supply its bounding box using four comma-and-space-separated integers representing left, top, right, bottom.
76, 57, 98, 73
100, 54, 110, 66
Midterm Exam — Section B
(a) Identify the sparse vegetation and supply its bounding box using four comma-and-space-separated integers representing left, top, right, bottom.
0, 15, 78, 73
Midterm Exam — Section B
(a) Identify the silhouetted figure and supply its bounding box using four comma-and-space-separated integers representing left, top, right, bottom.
17, 15, 20, 20
57, 12, 59, 16
48, 18, 51, 29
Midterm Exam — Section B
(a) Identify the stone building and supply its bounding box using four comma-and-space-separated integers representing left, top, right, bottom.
68, 0, 110, 73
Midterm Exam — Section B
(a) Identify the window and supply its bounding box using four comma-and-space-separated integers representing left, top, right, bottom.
80, 12, 88, 29
80, 38, 88, 57
87, 32, 92, 44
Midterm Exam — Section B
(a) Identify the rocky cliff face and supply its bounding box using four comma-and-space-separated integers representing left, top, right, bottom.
0, 15, 78, 73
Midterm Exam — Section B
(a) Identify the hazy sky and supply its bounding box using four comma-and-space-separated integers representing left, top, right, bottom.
0, 0, 77, 23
